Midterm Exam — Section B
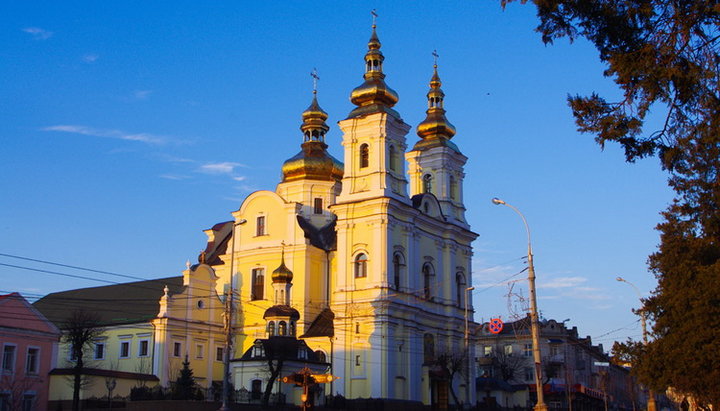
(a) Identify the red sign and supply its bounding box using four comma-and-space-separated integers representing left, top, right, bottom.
489, 318, 504, 334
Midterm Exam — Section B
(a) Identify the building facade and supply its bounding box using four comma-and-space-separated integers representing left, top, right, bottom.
0, 293, 61, 411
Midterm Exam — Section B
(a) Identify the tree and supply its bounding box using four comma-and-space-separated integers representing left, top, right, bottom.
260, 341, 284, 408
432, 351, 467, 408
63, 309, 103, 411
501, 0, 720, 406
172, 357, 201, 400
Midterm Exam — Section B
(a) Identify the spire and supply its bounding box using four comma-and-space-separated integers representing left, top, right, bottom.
347, 11, 399, 119
271, 244, 294, 284
300, 68, 329, 143
415, 51, 457, 150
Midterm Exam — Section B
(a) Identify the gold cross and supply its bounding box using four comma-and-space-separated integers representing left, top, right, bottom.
310, 68, 319, 94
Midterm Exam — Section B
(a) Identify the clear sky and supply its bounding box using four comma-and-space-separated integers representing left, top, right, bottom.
0, 1, 672, 350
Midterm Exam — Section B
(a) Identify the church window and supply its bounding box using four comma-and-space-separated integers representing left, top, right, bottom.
389, 145, 397, 171
289, 321, 296, 336
256, 216, 266, 236
173, 342, 181, 357
138, 340, 149, 357
393, 252, 405, 290
423, 333, 435, 364
314, 197, 323, 214
359, 144, 369, 168
252, 342, 264, 358
278, 321, 287, 336
251, 268, 264, 300
422, 263, 434, 299
298, 348, 307, 359
449, 175, 458, 200
251, 379, 262, 400
216, 347, 224, 362
456, 272, 466, 307
315, 350, 327, 363
423, 174, 432, 193
267, 321, 275, 337
354, 253, 368, 278
120, 341, 130, 358
355, 322, 360, 334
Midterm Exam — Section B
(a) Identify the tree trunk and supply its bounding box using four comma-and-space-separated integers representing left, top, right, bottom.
261, 359, 283, 408
72, 352, 83, 411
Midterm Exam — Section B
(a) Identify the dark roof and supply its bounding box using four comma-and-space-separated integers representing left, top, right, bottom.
299, 308, 334, 338
263, 305, 300, 320
236, 337, 327, 364
33, 276, 185, 328
50, 367, 159, 381
199, 221, 233, 265
296, 215, 337, 251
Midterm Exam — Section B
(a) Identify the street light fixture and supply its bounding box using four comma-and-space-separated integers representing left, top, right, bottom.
492, 197, 548, 411
464, 286, 475, 408
616, 276, 656, 411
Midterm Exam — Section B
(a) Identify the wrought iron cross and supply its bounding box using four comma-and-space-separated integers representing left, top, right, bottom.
432, 50, 439, 66
310, 68, 319, 94
371, 9, 378, 26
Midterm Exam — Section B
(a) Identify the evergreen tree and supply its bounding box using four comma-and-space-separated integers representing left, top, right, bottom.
173, 357, 198, 400
502, 0, 720, 406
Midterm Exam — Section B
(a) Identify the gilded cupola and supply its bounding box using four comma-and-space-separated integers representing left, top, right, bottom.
414, 56, 459, 152
347, 20, 401, 119
281, 75, 344, 183
271, 251, 293, 284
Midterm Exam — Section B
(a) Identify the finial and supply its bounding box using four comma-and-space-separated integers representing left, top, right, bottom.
371, 9, 378, 28
310, 68, 319, 95
185, 259, 191, 269
163, 285, 169, 297
432, 50, 439, 68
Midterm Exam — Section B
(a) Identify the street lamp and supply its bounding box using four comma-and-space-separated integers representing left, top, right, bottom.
492, 197, 547, 411
464, 286, 475, 408
616, 276, 656, 411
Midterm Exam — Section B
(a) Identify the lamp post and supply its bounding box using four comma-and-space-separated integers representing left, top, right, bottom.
492, 197, 547, 411
464, 286, 475, 409
616, 276, 656, 411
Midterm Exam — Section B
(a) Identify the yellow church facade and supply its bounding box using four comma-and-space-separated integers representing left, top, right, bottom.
203, 23, 479, 406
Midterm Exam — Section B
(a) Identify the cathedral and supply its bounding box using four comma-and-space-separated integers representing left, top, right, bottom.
193, 21, 480, 406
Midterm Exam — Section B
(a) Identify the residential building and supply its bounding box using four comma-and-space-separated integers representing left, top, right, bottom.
476, 316, 638, 410
0, 293, 61, 411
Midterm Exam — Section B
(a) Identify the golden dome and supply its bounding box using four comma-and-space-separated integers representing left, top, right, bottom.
282, 91, 343, 182
415, 63, 457, 149
347, 24, 399, 119
272, 252, 293, 284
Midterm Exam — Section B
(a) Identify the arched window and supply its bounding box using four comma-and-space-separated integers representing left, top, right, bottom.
354, 253, 368, 278
289, 321, 296, 336
456, 272, 466, 307
449, 175, 457, 200
267, 321, 275, 337
251, 268, 264, 301
278, 321, 287, 336
423, 333, 435, 364
422, 263, 434, 299
389, 145, 397, 171
251, 379, 263, 400
315, 350, 327, 363
359, 144, 369, 168
423, 174, 432, 193
392, 253, 404, 290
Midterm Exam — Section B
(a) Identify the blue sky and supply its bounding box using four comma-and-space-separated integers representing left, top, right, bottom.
0, 2, 672, 349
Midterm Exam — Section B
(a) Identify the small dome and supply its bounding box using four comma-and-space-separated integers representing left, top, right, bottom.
281, 143, 344, 183
348, 24, 399, 117
263, 304, 300, 321
272, 257, 294, 284
416, 64, 456, 146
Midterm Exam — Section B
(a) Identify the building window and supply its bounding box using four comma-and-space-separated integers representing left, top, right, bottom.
456, 272, 466, 306
195, 344, 204, 359
138, 340, 149, 357
251, 268, 265, 300
216, 346, 224, 362
423, 174, 432, 193
359, 144, 369, 168
22, 394, 35, 411
0, 394, 10, 410
550, 344, 560, 356
2, 345, 16, 373
449, 175, 457, 200
422, 263, 434, 299
278, 321, 287, 336
393, 252, 404, 290
524, 344, 532, 357
355, 355, 361, 366
484, 345, 493, 357
251, 379, 262, 400
355, 322, 360, 334
314, 198, 323, 214
256, 216, 266, 236
94, 343, 105, 360
25, 348, 39, 374
173, 342, 181, 357
524, 367, 534, 382
354, 253, 368, 278
120, 341, 130, 358
423, 333, 435, 364
504, 344, 513, 356
315, 350, 327, 363
298, 348, 307, 360
252, 342, 264, 358
267, 321, 276, 337
389, 145, 397, 171
289, 321, 296, 336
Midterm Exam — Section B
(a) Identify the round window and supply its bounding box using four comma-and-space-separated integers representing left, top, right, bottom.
197, 300, 204, 309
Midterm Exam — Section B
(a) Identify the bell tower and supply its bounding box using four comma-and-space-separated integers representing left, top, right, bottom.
336, 20, 410, 204
406, 54, 469, 227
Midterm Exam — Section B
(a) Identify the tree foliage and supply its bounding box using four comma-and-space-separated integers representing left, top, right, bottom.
502, 0, 720, 406
62, 309, 103, 411
172, 357, 202, 400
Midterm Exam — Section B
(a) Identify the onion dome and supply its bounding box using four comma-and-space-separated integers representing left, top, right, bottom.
414, 61, 459, 152
281, 90, 344, 182
347, 23, 400, 119
271, 251, 294, 284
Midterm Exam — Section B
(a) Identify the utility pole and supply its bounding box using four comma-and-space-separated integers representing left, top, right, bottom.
464, 286, 475, 409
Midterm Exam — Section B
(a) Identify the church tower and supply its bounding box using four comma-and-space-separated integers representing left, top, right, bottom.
406, 59, 469, 227
277, 78, 343, 228
336, 21, 411, 203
